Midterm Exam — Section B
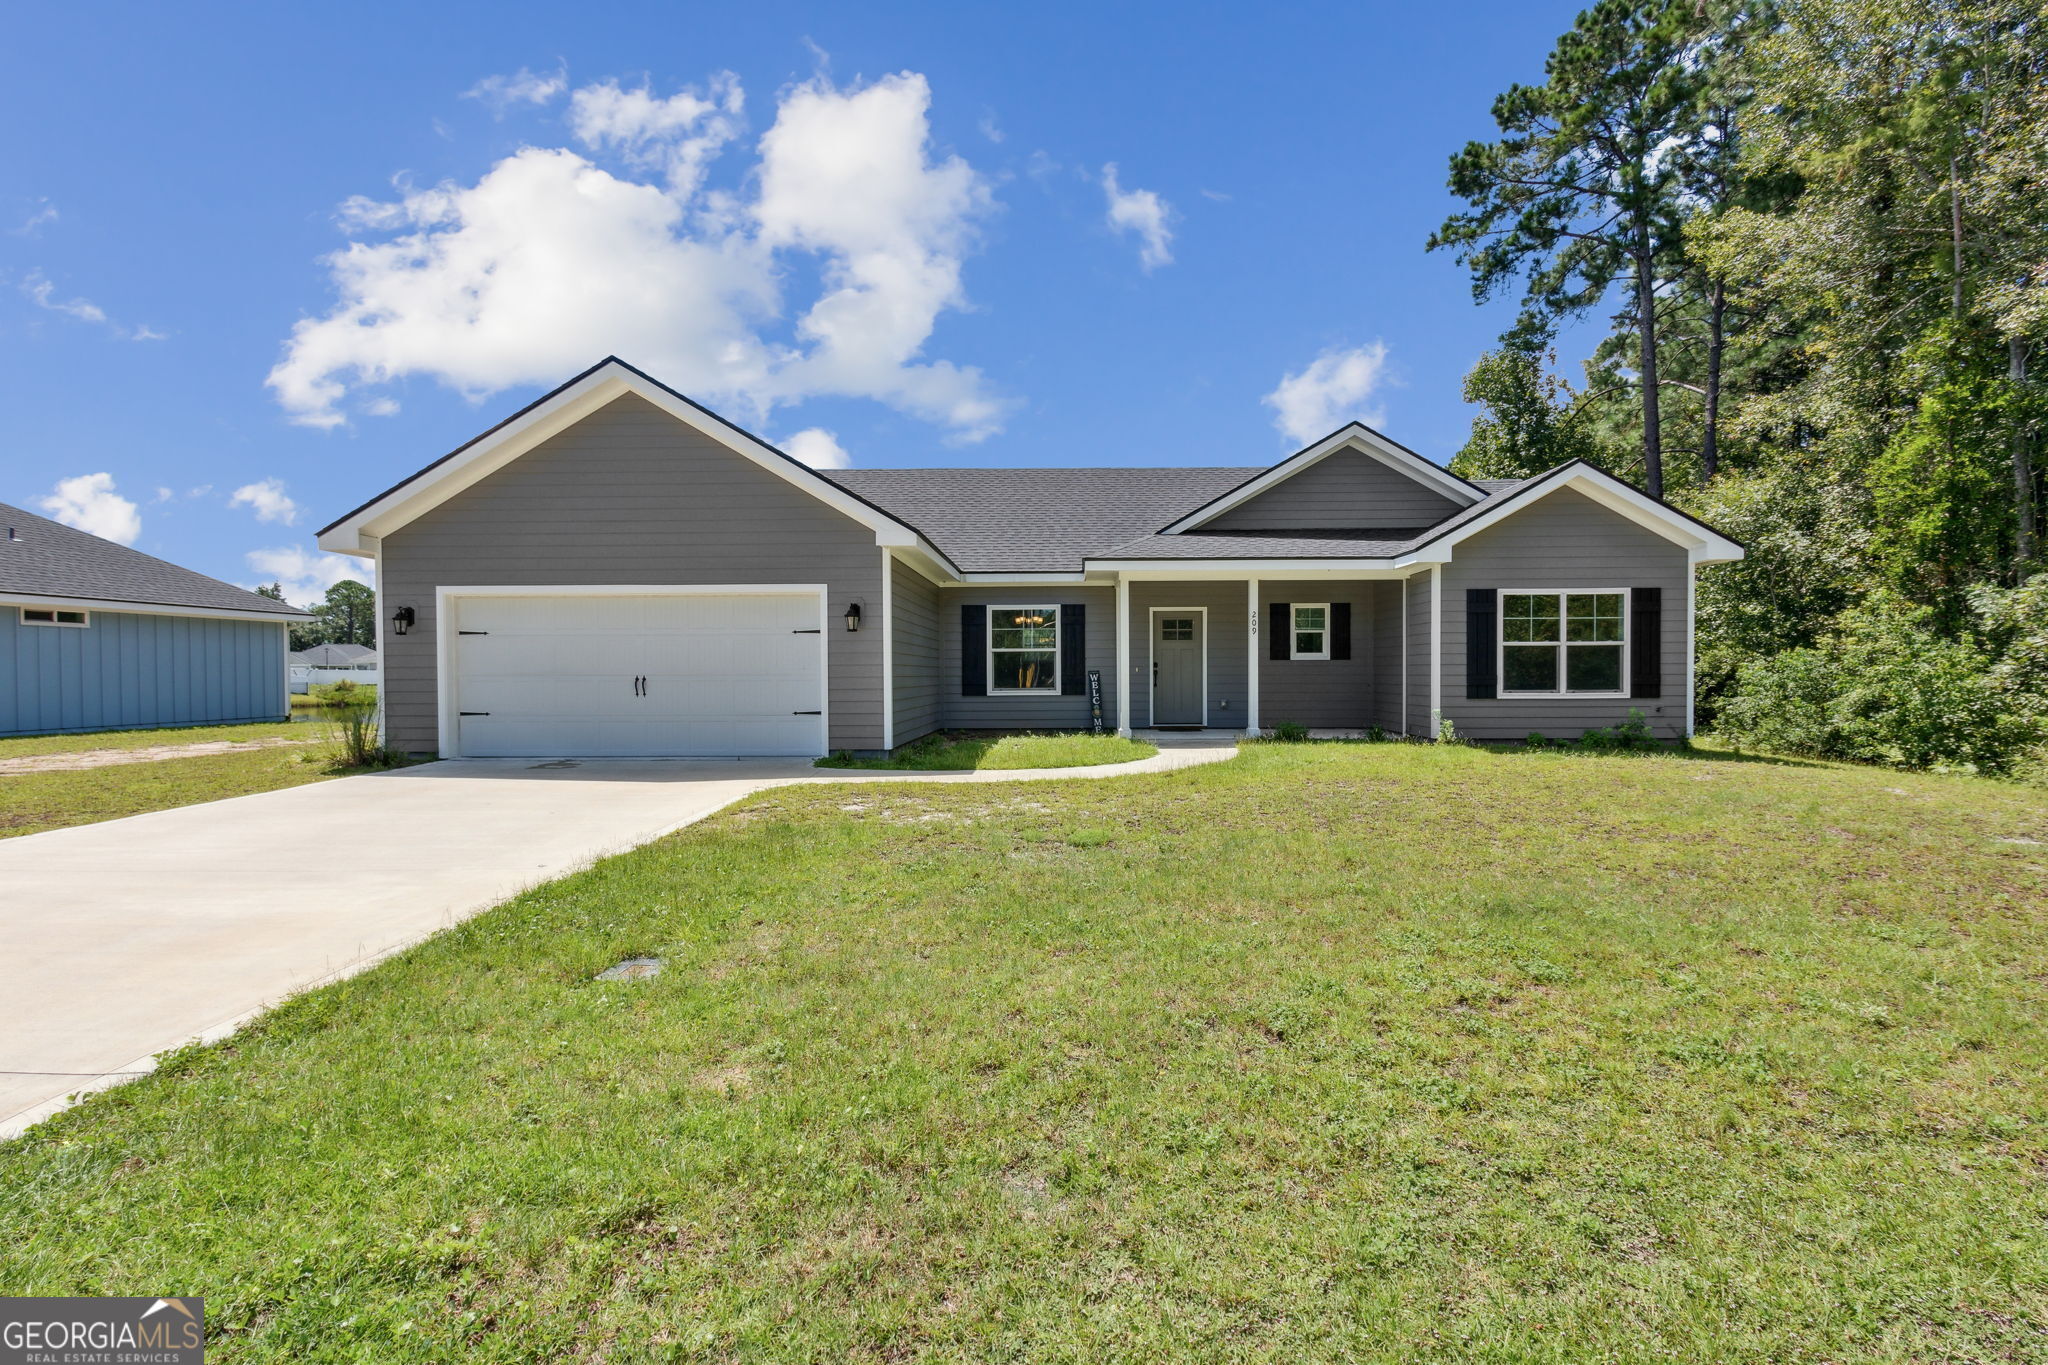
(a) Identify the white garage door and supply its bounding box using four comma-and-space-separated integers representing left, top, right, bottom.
449, 592, 826, 757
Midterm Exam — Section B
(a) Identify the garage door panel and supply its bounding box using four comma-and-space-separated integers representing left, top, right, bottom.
450, 592, 826, 757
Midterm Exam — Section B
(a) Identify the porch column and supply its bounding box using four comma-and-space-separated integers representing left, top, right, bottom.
1245, 577, 1261, 737
1115, 575, 1132, 735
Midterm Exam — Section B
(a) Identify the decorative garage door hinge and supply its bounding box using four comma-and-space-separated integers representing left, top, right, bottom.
792, 710, 822, 715
791, 628, 821, 634
459, 630, 489, 635
459, 711, 491, 716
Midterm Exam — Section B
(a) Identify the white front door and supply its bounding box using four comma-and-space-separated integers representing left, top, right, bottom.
449, 591, 826, 757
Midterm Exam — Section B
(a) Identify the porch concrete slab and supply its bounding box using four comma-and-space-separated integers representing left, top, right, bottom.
0, 733, 1236, 1138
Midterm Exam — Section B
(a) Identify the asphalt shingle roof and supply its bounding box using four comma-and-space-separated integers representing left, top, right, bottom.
825, 470, 1535, 572
0, 500, 309, 618
827, 467, 1264, 572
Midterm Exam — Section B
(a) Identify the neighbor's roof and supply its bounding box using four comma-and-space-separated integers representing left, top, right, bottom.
301, 642, 378, 665
0, 500, 309, 618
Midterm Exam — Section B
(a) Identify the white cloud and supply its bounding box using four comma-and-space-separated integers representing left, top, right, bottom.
14, 200, 57, 236
270, 69, 1006, 442
363, 396, 400, 417
228, 478, 300, 525
977, 112, 1004, 144
1264, 342, 1392, 445
781, 427, 850, 469
244, 545, 371, 606
22, 271, 106, 324
39, 472, 141, 545
1101, 164, 1174, 271
464, 67, 566, 114
1200, 188, 1232, 203
20, 270, 161, 340
568, 74, 742, 196
153, 486, 174, 503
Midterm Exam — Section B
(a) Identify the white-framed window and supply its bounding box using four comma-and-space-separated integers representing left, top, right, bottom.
1499, 590, 1627, 696
1290, 603, 1330, 660
988, 604, 1060, 693
20, 607, 89, 628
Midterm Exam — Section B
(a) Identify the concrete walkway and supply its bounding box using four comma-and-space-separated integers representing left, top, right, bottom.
0, 731, 1236, 1138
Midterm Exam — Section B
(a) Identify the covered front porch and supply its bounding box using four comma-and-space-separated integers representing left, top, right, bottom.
1107, 572, 1425, 738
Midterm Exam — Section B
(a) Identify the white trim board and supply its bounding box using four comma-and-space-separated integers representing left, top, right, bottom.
1395, 463, 1745, 567
1145, 606, 1209, 728
317, 358, 960, 575
432, 583, 829, 759
0, 592, 309, 625
1162, 424, 1482, 534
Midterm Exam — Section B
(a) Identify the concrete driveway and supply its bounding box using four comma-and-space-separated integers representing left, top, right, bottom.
0, 735, 1234, 1138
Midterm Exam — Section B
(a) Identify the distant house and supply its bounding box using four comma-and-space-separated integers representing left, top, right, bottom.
1, 500, 309, 736
295, 642, 380, 692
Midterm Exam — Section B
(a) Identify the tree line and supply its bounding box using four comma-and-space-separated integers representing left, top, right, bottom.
1434, 0, 2048, 773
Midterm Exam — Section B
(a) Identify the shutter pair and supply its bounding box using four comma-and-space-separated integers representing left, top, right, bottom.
1266, 602, 1351, 660
961, 604, 1087, 696
1463, 588, 1662, 699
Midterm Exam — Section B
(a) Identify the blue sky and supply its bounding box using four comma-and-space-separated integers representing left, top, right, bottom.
1, 1, 1587, 604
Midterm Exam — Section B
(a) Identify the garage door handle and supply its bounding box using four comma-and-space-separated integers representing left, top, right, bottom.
792, 710, 821, 715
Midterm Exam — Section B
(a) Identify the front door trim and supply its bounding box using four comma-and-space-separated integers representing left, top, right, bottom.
1146, 605, 1208, 728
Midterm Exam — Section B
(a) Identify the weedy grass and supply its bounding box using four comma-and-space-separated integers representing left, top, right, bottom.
0, 719, 308, 759
817, 730, 1157, 771
2, 743, 2045, 1361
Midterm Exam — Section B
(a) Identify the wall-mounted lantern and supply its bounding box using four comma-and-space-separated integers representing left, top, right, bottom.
390, 605, 416, 637
844, 602, 863, 632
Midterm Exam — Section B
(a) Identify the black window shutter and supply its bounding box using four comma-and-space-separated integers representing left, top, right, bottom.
1330, 602, 1352, 660
1465, 589, 1497, 700
1268, 603, 1290, 661
1631, 588, 1662, 698
1060, 603, 1086, 695
961, 605, 987, 696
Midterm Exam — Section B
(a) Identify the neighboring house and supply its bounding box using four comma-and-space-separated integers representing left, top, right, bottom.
297, 642, 381, 690
2, 500, 308, 736
317, 357, 1744, 759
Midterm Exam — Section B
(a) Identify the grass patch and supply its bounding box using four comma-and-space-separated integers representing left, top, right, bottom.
0, 746, 364, 838
4, 745, 2047, 1360
818, 730, 1158, 770
0, 719, 309, 759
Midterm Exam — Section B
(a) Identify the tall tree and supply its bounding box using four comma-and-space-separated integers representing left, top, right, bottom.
1451, 348, 1608, 480
312, 580, 376, 648
1430, 0, 1710, 497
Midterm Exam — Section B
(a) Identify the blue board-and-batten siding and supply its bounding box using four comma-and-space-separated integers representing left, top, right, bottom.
1, 609, 289, 736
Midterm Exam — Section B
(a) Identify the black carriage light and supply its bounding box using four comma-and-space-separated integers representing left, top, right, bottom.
844, 602, 863, 632
390, 605, 416, 637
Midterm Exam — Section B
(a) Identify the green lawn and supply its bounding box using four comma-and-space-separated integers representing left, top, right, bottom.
4, 744, 2046, 1361
0, 719, 309, 759
818, 730, 1159, 770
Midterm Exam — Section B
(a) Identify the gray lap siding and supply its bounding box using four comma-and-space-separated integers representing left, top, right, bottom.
890, 556, 942, 745
376, 393, 885, 754
1256, 580, 1378, 730
937, 587, 1117, 731
1437, 487, 1689, 741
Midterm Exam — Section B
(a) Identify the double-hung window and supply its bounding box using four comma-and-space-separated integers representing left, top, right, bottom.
1500, 591, 1626, 696
20, 607, 89, 627
989, 605, 1059, 692
1290, 604, 1329, 660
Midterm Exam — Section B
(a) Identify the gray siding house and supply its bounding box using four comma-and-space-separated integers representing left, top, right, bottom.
317, 358, 1743, 758
2, 501, 308, 736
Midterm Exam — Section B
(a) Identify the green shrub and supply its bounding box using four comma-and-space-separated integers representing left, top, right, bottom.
1364, 725, 1388, 743
1525, 732, 1551, 749
1580, 709, 1663, 753
1716, 596, 2046, 774
1270, 721, 1310, 743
